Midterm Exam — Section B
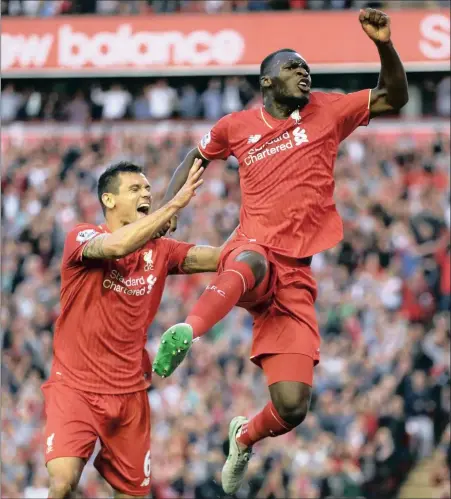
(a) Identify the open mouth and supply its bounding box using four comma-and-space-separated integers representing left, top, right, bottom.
137, 204, 150, 215
298, 80, 310, 92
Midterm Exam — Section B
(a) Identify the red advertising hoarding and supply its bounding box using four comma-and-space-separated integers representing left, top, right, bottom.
2, 9, 449, 77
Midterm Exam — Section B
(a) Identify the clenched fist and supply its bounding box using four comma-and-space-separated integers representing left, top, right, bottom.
359, 8, 391, 44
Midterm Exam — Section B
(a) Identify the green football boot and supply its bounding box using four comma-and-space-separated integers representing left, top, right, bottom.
152, 323, 193, 378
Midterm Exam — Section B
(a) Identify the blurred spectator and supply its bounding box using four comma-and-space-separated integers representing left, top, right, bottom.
146, 80, 178, 119
179, 84, 200, 119
222, 77, 244, 115
64, 90, 90, 124
1, 84, 23, 123
91, 84, 132, 120
13, 89, 44, 121
2, 74, 448, 123
132, 89, 151, 120
3, 0, 449, 15
436, 76, 451, 117
95, 0, 121, 14
405, 370, 436, 458
200, 78, 224, 120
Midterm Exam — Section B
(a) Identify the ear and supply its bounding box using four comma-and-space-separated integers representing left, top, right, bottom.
260, 76, 272, 89
102, 193, 115, 210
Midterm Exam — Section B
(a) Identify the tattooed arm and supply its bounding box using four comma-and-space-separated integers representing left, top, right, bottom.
180, 227, 238, 274
82, 233, 110, 259
181, 246, 221, 274
81, 201, 180, 260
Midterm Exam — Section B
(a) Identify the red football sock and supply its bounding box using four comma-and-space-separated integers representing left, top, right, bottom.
237, 402, 295, 447
186, 261, 256, 339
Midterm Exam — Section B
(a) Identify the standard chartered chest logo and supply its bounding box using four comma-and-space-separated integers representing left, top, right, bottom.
103, 269, 157, 296
244, 126, 308, 166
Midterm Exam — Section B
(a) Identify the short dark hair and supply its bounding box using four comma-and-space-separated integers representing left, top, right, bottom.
260, 48, 297, 80
97, 161, 143, 213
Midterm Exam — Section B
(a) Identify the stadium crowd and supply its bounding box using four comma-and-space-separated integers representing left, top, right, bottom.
1, 75, 451, 125
1, 116, 450, 498
2, 0, 449, 17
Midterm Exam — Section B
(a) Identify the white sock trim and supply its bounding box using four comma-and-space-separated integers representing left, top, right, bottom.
270, 406, 292, 431
223, 269, 247, 294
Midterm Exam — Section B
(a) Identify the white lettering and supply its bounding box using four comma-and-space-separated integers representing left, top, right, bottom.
212, 30, 245, 65
144, 450, 151, 478
267, 131, 290, 145
245, 140, 294, 165
109, 269, 146, 287
206, 285, 226, 297
419, 14, 450, 60
1, 33, 54, 70
103, 272, 148, 296
57, 24, 245, 68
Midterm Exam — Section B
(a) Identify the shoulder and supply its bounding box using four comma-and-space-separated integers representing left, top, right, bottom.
142, 237, 171, 257
217, 109, 260, 127
155, 236, 194, 258
67, 223, 103, 244
230, 108, 260, 124
309, 91, 345, 105
152, 236, 185, 251
62, 223, 105, 268
226, 108, 262, 138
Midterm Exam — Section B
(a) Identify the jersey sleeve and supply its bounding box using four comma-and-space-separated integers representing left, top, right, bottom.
197, 115, 232, 161
327, 89, 372, 142
63, 224, 102, 267
163, 239, 195, 275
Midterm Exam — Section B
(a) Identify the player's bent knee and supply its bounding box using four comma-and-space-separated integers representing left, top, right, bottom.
276, 398, 309, 427
270, 381, 312, 427
48, 477, 75, 499
235, 250, 268, 286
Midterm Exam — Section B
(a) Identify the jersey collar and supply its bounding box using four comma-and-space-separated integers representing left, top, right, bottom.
260, 107, 302, 130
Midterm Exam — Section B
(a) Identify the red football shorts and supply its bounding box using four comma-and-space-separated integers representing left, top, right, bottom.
218, 231, 320, 384
42, 381, 151, 496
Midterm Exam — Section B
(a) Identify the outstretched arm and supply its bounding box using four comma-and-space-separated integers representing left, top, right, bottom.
161, 148, 209, 206
161, 117, 231, 234
359, 8, 409, 118
83, 160, 204, 260
159, 148, 209, 235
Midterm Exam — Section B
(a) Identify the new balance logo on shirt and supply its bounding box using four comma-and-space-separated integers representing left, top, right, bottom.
247, 134, 262, 144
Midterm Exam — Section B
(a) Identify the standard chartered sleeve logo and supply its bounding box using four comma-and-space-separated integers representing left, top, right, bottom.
103, 269, 158, 296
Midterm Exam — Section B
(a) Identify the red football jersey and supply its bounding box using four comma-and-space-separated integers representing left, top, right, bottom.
198, 90, 371, 258
48, 223, 193, 394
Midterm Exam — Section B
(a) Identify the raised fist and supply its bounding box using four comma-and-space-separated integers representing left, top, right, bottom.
359, 8, 391, 44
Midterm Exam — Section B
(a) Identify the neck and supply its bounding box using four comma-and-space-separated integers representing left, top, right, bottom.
263, 95, 295, 119
105, 214, 124, 233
